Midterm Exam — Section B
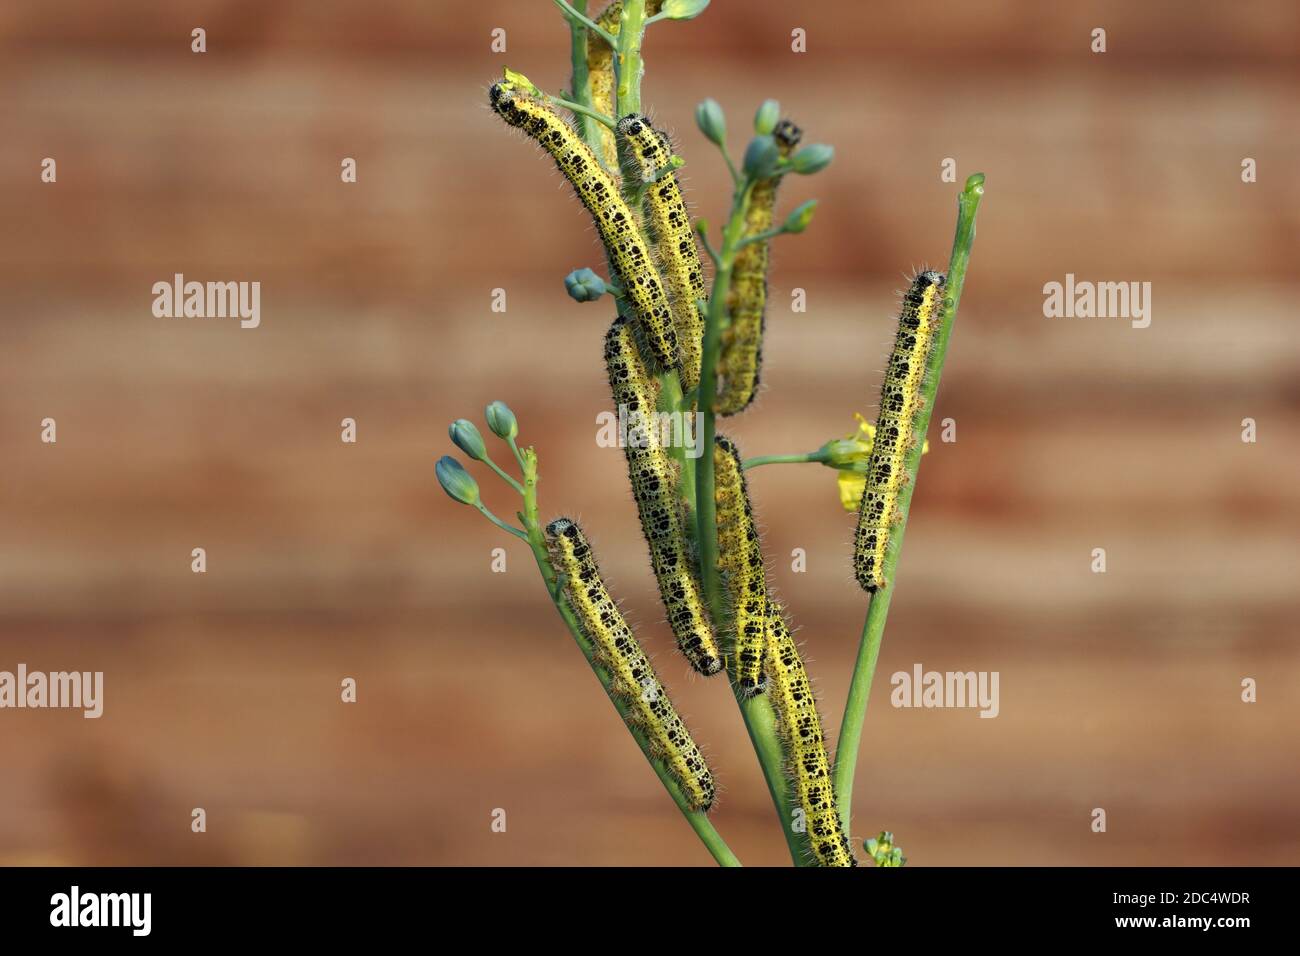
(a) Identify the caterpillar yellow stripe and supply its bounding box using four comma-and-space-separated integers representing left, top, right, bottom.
718, 119, 803, 415
853, 270, 946, 592
488, 79, 679, 373
765, 602, 857, 867
617, 114, 706, 393
605, 316, 723, 676
585, 2, 663, 172
712, 435, 767, 695
546, 517, 715, 811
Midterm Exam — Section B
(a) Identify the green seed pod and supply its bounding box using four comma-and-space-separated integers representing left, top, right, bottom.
484, 401, 518, 441
742, 135, 779, 180
782, 199, 817, 234
436, 456, 480, 506
695, 98, 726, 148
753, 99, 780, 135
449, 419, 487, 461
563, 267, 607, 303
789, 143, 834, 175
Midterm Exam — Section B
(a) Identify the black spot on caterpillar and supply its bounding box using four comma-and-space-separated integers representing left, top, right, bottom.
853, 270, 946, 592
712, 434, 768, 695
605, 316, 723, 676
489, 80, 680, 374
765, 601, 857, 867
718, 119, 803, 415
546, 517, 715, 811
617, 114, 707, 393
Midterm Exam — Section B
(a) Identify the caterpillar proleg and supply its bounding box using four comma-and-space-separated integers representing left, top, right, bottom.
712, 434, 768, 695
718, 119, 803, 415
853, 270, 946, 592
488, 80, 680, 373
765, 602, 857, 867
585, 2, 663, 172
546, 517, 715, 811
605, 316, 723, 676
617, 114, 707, 393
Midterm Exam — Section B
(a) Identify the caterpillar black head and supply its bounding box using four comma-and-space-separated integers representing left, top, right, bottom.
616, 113, 650, 138
774, 119, 803, 153
545, 517, 579, 540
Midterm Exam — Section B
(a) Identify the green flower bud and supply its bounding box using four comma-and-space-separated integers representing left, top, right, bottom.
695, 98, 726, 147
660, 0, 711, 19
449, 419, 487, 461
742, 135, 779, 179
782, 199, 818, 234
436, 456, 480, 506
818, 436, 870, 472
754, 99, 780, 135
485, 401, 518, 441
790, 143, 834, 175
564, 268, 607, 303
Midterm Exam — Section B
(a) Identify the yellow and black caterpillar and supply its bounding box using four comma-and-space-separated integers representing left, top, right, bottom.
853, 270, 946, 592
765, 602, 857, 866
489, 80, 680, 373
712, 435, 768, 695
605, 316, 723, 676
718, 119, 803, 415
617, 114, 706, 393
546, 517, 715, 811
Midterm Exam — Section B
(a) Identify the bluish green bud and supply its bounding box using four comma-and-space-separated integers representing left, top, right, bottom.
661, 0, 710, 19
564, 268, 607, 303
485, 401, 518, 441
436, 456, 480, 506
695, 98, 726, 147
754, 99, 780, 135
742, 135, 779, 179
790, 143, 834, 175
782, 199, 817, 234
449, 419, 487, 461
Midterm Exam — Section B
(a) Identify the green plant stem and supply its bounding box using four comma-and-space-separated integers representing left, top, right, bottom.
614, 0, 646, 118
516, 445, 741, 867
689, 177, 807, 866
565, 1, 592, 141
832, 173, 985, 832
744, 449, 830, 470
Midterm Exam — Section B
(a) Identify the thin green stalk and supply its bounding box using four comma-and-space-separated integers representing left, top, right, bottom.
565, 1, 595, 142
832, 173, 985, 832
744, 450, 830, 470
614, 0, 646, 118
517, 445, 741, 867
548, 93, 616, 131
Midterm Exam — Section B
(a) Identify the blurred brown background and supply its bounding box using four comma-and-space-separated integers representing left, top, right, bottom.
1, 0, 1297, 866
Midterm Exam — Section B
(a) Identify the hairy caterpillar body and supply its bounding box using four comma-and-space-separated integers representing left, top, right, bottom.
586, 2, 663, 172
712, 435, 768, 695
853, 270, 946, 593
617, 114, 706, 393
546, 517, 715, 811
765, 602, 857, 867
488, 81, 680, 373
718, 119, 803, 415
605, 316, 723, 676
